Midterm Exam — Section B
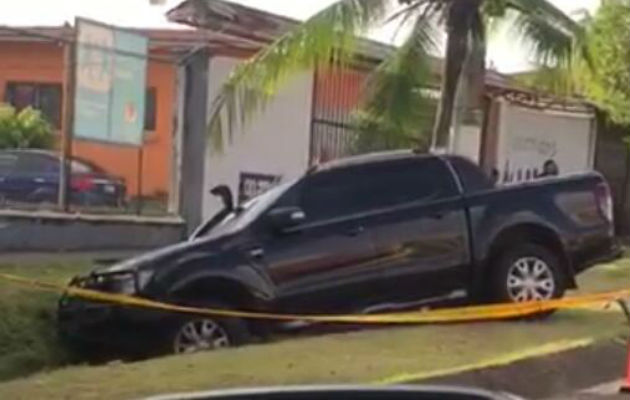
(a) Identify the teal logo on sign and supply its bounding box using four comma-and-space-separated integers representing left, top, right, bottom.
74, 18, 148, 146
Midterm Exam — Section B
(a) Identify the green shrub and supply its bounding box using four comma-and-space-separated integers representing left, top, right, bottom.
0, 104, 55, 150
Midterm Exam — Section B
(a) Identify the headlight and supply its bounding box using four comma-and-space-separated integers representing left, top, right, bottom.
137, 269, 155, 291
78, 268, 154, 294
110, 273, 136, 294
110, 270, 153, 294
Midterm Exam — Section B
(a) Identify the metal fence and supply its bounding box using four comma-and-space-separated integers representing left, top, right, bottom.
309, 66, 367, 164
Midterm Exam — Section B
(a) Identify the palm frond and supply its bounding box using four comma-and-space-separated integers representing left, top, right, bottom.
387, 0, 428, 42
511, 12, 574, 66
385, 0, 431, 26
505, 0, 584, 67
208, 0, 394, 149
507, 0, 580, 33
515, 65, 579, 96
355, 10, 439, 152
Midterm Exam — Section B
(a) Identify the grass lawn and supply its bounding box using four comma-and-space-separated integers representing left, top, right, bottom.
0, 260, 91, 382
0, 255, 627, 399
0, 311, 626, 400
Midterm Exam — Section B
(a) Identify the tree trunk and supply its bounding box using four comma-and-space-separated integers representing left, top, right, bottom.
431, 1, 481, 151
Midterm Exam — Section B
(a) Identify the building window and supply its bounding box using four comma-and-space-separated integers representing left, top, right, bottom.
5, 82, 62, 128
144, 87, 157, 131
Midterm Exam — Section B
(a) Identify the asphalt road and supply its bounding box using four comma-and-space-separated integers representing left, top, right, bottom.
426, 341, 629, 400
549, 381, 628, 399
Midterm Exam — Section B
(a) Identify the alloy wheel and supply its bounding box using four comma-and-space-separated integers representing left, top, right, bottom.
173, 318, 230, 354
506, 256, 556, 302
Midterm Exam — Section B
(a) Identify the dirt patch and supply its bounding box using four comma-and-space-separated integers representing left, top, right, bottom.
422, 339, 628, 399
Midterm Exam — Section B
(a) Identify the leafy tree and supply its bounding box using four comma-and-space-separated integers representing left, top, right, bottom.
580, 0, 629, 126
207, 0, 582, 151
0, 104, 55, 150
518, 0, 629, 127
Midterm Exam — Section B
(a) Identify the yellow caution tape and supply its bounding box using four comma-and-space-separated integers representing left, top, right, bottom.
0, 272, 628, 324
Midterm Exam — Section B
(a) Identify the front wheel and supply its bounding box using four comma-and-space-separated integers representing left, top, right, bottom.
491, 244, 565, 311
164, 302, 250, 355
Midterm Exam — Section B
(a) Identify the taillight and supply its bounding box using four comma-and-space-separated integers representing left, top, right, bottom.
594, 182, 613, 223
71, 177, 95, 192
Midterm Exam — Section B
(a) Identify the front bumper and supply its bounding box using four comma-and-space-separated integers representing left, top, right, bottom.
57, 273, 169, 353
58, 295, 171, 353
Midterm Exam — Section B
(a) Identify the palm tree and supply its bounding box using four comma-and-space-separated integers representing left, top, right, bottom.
208, 0, 583, 152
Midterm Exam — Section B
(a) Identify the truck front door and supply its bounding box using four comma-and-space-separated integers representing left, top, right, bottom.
365, 158, 470, 305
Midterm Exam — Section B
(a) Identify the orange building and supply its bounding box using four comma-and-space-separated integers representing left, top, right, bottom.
0, 27, 200, 199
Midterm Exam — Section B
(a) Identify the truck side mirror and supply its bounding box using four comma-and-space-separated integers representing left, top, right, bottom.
268, 207, 306, 231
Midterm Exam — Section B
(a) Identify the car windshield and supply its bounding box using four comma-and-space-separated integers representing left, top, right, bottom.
70, 159, 97, 174
192, 178, 297, 240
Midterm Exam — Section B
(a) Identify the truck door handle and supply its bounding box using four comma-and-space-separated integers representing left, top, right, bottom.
33, 178, 46, 183
429, 212, 445, 220
248, 247, 265, 259
345, 226, 365, 237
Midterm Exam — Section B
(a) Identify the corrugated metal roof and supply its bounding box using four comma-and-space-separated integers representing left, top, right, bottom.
0, 24, 266, 55
166, 0, 396, 63
0, 25, 202, 46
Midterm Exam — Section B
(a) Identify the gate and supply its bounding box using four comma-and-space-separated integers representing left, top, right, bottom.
309, 66, 368, 164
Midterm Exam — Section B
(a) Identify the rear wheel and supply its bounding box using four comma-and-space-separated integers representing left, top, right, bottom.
491, 244, 565, 314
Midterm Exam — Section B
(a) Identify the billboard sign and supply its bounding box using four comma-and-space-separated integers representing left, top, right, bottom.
74, 18, 148, 146
238, 172, 282, 203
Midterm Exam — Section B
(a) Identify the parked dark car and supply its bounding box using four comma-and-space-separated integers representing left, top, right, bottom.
0, 149, 125, 207
58, 151, 620, 355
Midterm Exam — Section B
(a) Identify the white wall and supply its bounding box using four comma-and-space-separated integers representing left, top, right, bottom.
453, 125, 482, 163
496, 101, 595, 185
202, 57, 314, 220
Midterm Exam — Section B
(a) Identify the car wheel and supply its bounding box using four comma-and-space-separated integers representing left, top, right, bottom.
166, 302, 250, 355
491, 244, 565, 315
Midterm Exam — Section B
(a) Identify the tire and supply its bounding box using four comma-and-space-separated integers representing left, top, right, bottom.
490, 244, 566, 316
162, 301, 250, 355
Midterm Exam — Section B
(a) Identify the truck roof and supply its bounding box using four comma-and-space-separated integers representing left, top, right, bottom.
311, 150, 437, 173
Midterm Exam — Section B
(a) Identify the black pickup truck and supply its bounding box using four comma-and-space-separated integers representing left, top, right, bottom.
59, 151, 620, 355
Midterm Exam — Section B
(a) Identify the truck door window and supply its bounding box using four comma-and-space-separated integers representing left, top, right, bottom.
447, 156, 494, 193
300, 168, 363, 222
300, 158, 459, 222
362, 158, 459, 210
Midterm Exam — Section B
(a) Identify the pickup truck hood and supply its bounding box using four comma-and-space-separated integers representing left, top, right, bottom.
96, 234, 236, 274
